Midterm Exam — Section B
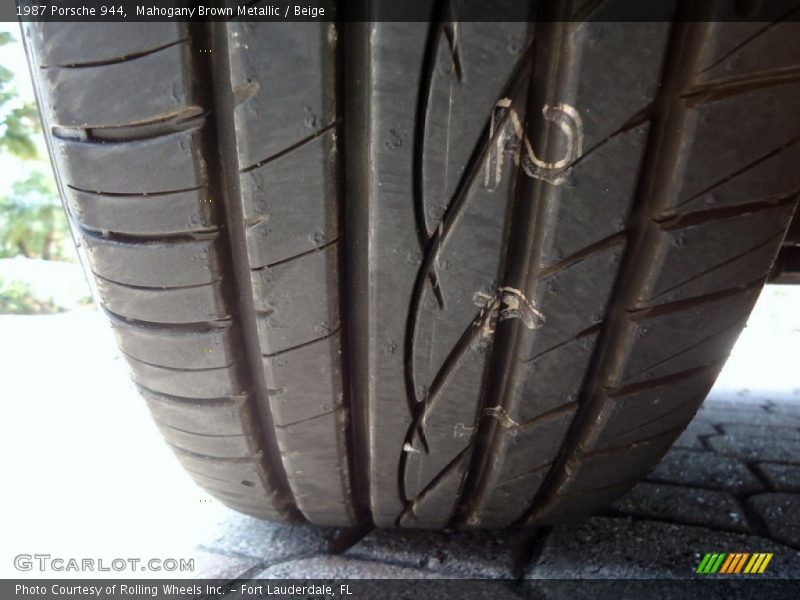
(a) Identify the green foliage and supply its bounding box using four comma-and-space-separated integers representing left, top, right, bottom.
0, 170, 71, 260
0, 32, 40, 160
0, 276, 62, 314
0, 30, 73, 262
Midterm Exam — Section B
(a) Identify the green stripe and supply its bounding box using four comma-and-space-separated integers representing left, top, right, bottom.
702, 553, 720, 574
710, 553, 726, 574
696, 553, 713, 574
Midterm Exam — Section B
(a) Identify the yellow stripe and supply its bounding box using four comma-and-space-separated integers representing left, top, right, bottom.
734, 553, 750, 573
747, 554, 765, 574
744, 554, 760, 574
758, 554, 773, 574
720, 554, 736, 574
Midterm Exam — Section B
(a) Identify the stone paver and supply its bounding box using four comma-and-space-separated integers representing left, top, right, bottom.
231, 568, 519, 600
190, 549, 261, 579
718, 423, 800, 440
648, 447, 764, 495
346, 528, 532, 578
524, 580, 795, 600
673, 419, 718, 450
756, 463, 800, 492
706, 434, 800, 463
765, 399, 800, 419
199, 513, 351, 562
252, 555, 443, 579
747, 493, 800, 548
698, 407, 800, 429
699, 394, 769, 411
611, 482, 750, 532
526, 517, 800, 579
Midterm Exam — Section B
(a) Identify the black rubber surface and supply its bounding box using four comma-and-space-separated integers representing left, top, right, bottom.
23, 2, 800, 529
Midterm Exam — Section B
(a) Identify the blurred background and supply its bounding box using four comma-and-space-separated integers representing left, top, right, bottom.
1, 22, 798, 580
0, 24, 86, 312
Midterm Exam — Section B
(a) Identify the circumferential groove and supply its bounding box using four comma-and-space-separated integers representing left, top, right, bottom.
454, 10, 570, 529
342, 16, 375, 528
189, 21, 302, 521
519, 11, 711, 526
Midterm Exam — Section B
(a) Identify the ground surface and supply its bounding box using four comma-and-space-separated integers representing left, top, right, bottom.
1, 282, 799, 582
175, 392, 800, 582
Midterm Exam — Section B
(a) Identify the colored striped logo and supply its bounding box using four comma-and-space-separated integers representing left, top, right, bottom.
696, 553, 773, 574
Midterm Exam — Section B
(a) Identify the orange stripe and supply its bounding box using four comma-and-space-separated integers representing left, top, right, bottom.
724, 553, 738, 574
728, 554, 740, 573
725, 553, 742, 574
723, 553, 735, 574
720, 554, 736, 574
734, 553, 750, 573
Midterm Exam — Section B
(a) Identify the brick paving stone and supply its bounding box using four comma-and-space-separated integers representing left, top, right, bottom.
764, 409, 800, 424
526, 517, 800, 580
200, 513, 351, 561
189, 548, 261, 579
346, 528, 532, 578
703, 393, 770, 410
718, 423, 800, 440
648, 448, 764, 495
756, 463, 800, 492
234, 565, 519, 599
747, 493, 800, 548
673, 419, 718, 450
706, 434, 800, 463
764, 395, 800, 417
524, 580, 795, 599
698, 407, 800, 429
611, 482, 751, 532
765, 402, 800, 414
252, 555, 445, 579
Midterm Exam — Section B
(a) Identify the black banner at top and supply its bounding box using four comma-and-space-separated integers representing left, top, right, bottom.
9, 0, 800, 22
